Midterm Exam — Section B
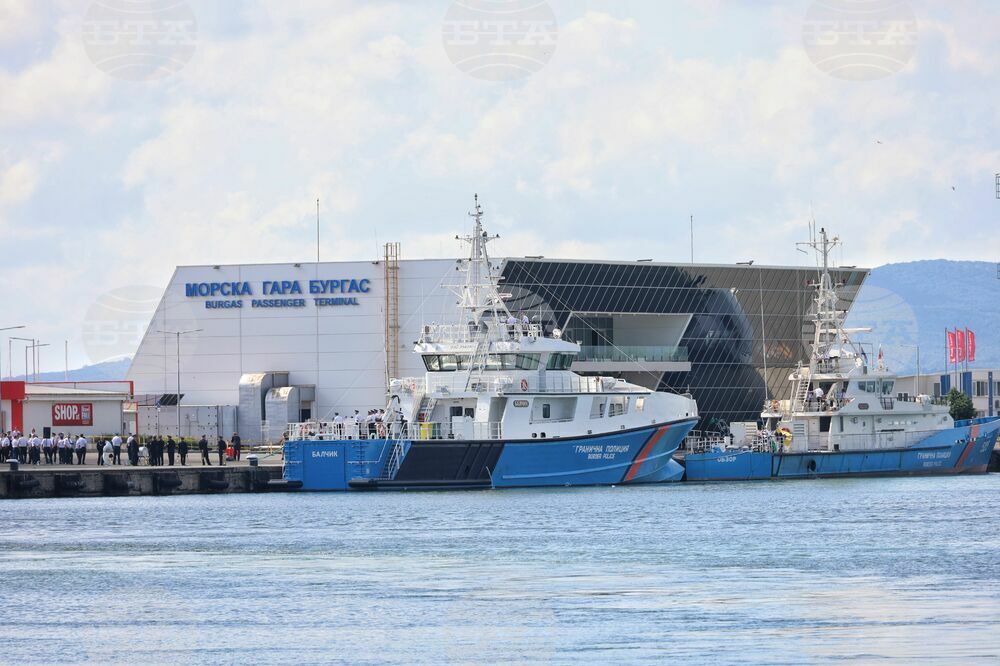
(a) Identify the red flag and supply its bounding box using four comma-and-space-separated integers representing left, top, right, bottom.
966, 329, 976, 363
947, 330, 956, 363
956, 329, 966, 363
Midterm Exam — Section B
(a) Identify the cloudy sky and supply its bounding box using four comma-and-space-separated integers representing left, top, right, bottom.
0, 0, 998, 370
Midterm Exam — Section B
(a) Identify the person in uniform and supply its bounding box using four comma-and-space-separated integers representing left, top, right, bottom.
126, 434, 138, 466
28, 432, 40, 464
216, 435, 226, 466
166, 436, 176, 466
352, 410, 363, 439
231, 432, 241, 461
198, 435, 210, 465
0, 432, 9, 462
41, 434, 52, 464
111, 434, 122, 465
177, 437, 188, 466
96, 437, 105, 466
75, 434, 87, 465
18, 431, 29, 463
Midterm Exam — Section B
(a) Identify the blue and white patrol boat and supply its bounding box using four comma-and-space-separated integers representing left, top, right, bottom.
277, 197, 699, 490
683, 228, 1000, 481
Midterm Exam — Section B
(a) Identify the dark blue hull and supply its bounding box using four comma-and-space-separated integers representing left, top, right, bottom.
281, 419, 697, 491
683, 418, 1000, 481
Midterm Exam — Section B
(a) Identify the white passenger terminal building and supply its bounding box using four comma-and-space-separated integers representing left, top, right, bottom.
127, 250, 869, 443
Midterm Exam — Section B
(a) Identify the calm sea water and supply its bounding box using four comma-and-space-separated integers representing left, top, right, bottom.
2, 476, 999, 665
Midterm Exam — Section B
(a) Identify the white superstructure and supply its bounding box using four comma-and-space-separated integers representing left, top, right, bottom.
291, 196, 698, 442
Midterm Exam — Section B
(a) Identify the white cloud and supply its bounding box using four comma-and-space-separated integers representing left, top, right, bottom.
0, 0, 39, 45
0, 26, 110, 128
1, 0, 1000, 368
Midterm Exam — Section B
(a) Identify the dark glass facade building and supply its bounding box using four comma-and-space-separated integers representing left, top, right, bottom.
501, 259, 869, 430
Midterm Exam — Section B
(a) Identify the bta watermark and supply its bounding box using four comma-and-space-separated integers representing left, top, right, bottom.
81, 285, 162, 364
82, 0, 197, 81
803, 0, 917, 81
442, 0, 558, 81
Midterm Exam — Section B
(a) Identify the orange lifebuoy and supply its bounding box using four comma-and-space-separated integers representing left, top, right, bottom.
520, 378, 529, 392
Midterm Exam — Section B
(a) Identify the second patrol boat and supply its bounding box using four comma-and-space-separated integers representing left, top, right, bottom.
683, 227, 1000, 481
278, 196, 699, 490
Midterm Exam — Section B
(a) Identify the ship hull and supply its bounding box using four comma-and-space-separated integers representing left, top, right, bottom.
682, 418, 1000, 481
281, 419, 697, 491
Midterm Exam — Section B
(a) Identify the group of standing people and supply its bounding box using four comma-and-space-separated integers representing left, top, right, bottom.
141, 436, 183, 466
331, 410, 389, 438
0, 429, 243, 466
1, 430, 90, 465
196, 433, 241, 466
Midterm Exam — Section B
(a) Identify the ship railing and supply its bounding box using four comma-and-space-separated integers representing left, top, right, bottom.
501, 375, 647, 395
418, 322, 544, 344
392, 373, 644, 396
404, 421, 503, 441
391, 375, 514, 396
785, 428, 962, 452
286, 420, 504, 441
683, 431, 730, 453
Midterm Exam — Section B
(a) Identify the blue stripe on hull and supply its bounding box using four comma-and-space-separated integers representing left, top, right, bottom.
493, 420, 694, 487
282, 419, 697, 491
683, 419, 1000, 482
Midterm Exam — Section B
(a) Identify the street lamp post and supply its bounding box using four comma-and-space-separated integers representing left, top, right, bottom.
10, 337, 32, 379
901, 344, 920, 397
0, 326, 26, 430
27, 342, 50, 381
156, 329, 202, 439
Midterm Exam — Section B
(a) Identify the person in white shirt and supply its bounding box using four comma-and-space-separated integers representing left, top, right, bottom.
111, 434, 123, 465
28, 434, 40, 465
75, 435, 87, 465
506, 314, 518, 337
17, 432, 28, 463
333, 413, 344, 438
1, 432, 10, 462
352, 410, 363, 439
41, 435, 52, 465
56, 434, 67, 464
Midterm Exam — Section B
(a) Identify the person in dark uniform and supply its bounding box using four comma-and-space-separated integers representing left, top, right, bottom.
127, 435, 138, 466
216, 436, 226, 466
231, 432, 241, 461
198, 435, 210, 465
177, 437, 188, 466
166, 436, 176, 466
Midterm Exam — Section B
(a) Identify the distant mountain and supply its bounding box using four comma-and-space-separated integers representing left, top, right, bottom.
846, 260, 1000, 375
5, 358, 131, 383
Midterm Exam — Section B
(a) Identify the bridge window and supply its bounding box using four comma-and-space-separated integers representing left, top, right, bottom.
423, 353, 540, 371
546, 353, 575, 370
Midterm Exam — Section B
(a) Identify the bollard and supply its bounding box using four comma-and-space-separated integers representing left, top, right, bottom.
8, 459, 19, 472
247, 454, 259, 491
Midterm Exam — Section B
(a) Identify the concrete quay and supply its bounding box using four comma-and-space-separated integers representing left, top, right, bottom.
0, 456, 285, 499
